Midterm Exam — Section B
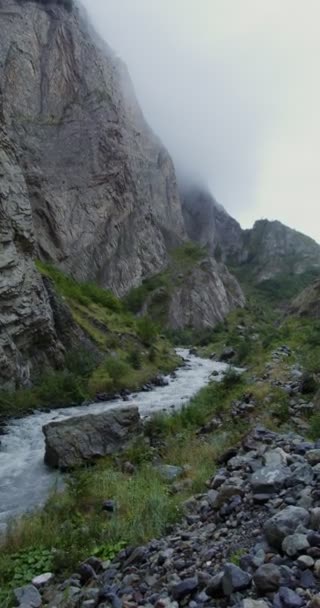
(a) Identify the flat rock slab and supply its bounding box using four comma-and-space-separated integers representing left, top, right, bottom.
43, 407, 142, 470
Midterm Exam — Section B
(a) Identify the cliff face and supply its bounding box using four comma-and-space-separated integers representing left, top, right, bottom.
0, 0, 185, 296
0, 1, 246, 389
181, 188, 243, 262
240, 220, 320, 283
182, 187, 320, 285
0, 109, 64, 389
289, 280, 320, 319
167, 257, 245, 330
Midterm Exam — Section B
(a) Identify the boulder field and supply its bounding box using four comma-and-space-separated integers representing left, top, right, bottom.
20, 425, 320, 608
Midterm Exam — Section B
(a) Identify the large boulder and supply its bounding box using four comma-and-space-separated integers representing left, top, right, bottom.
43, 407, 142, 470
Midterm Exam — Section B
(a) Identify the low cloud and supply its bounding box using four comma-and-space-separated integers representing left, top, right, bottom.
82, 0, 320, 242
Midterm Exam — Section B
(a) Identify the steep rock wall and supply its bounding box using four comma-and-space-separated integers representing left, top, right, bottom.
0, 0, 185, 296
0, 109, 63, 389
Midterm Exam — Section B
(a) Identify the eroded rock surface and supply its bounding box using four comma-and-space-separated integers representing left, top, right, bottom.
0, 0, 185, 296
43, 406, 142, 469
0, 108, 63, 389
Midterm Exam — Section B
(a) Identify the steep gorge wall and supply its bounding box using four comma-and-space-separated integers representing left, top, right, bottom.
0, 0, 185, 296
0, 106, 64, 389
0, 0, 246, 389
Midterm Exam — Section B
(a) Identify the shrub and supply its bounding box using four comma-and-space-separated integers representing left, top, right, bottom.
137, 317, 158, 345
104, 357, 130, 384
221, 368, 244, 390
127, 349, 142, 370
36, 370, 87, 405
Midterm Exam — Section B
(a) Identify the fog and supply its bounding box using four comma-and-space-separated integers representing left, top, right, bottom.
82, 0, 320, 242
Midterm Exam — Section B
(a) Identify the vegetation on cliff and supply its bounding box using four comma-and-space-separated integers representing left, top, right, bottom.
0, 264, 179, 419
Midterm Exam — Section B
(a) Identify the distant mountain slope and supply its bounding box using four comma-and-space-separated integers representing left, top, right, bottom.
239, 219, 320, 283
181, 187, 243, 262
182, 186, 320, 302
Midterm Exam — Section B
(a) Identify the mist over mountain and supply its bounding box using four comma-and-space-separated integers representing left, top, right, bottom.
82, 0, 320, 243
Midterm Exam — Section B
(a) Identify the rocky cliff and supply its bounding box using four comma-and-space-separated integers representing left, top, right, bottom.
240, 220, 320, 284
181, 187, 243, 263
0, 104, 64, 389
166, 257, 245, 330
0, 0, 185, 296
182, 186, 320, 287
289, 280, 320, 319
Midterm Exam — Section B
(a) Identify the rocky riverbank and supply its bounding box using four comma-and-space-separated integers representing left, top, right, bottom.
16, 425, 320, 608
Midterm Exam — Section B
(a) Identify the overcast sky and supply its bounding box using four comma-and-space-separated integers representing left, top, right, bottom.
82, 0, 320, 243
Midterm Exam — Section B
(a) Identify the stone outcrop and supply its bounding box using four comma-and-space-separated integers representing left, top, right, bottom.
289, 280, 320, 319
167, 257, 245, 330
43, 406, 142, 469
0, 0, 185, 296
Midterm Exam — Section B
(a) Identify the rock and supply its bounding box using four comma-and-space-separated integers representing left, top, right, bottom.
43, 407, 142, 469
264, 506, 310, 549
289, 463, 314, 485
311, 508, 320, 530
277, 586, 304, 608
297, 555, 314, 569
32, 572, 54, 587
242, 601, 270, 608
156, 600, 178, 608
14, 585, 41, 608
206, 572, 224, 598
102, 500, 117, 513
251, 466, 290, 494
300, 568, 316, 588
309, 596, 320, 608
78, 563, 97, 585
220, 347, 236, 362
211, 477, 245, 509
171, 577, 198, 601
282, 534, 310, 557
308, 532, 320, 546
222, 563, 252, 595
253, 563, 281, 593
306, 450, 320, 465
263, 448, 288, 467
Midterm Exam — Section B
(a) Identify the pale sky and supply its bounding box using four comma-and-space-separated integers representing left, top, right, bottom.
82, 0, 320, 243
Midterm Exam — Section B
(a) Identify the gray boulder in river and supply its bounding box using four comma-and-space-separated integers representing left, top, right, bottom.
43, 407, 142, 470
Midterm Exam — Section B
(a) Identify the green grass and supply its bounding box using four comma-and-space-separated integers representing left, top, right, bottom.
0, 264, 180, 419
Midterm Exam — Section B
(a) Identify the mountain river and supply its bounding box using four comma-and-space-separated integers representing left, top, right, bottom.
0, 349, 231, 532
